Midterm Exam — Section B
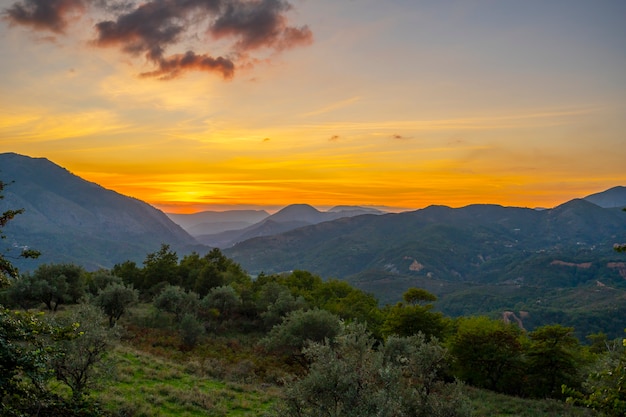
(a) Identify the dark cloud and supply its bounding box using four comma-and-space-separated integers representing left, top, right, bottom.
4, 0, 312, 79
140, 51, 235, 80
3, 0, 85, 33
210, 0, 312, 51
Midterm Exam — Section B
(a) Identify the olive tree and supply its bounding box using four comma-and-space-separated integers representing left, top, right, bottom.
94, 282, 138, 327
276, 324, 470, 417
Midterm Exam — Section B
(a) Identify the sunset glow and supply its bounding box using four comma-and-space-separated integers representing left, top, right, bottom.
1, 0, 625, 213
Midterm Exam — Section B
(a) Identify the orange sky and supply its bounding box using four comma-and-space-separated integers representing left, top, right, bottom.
1, 0, 625, 213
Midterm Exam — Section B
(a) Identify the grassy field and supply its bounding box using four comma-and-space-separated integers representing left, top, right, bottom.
93, 344, 282, 417
466, 387, 597, 417
90, 342, 598, 417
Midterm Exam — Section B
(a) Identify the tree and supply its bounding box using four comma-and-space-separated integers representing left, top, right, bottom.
201, 285, 242, 322
525, 324, 584, 398
0, 179, 39, 287
94, 282, 138, 327
153, 285, 199, 321
179, 313, 205, 348
51, 303, 120, 401
142, 244, 180, 289
565, 335, 626, 416
382, 288, 447, 340
276, 323, 470, 417
87, 270, 123, 296
262, 308, 343, 359
257, 282, 308, 329
24, 263, 87, 311
403, 287, 438, 305
448, 316, 524, 394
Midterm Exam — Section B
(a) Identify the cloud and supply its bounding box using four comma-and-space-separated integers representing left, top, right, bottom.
210, 0, 312, 52
3, 0, 86, 33
3, 0, 312, 79
329, 135, 340, 142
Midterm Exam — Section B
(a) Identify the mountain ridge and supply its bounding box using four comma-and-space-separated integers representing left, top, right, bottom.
0, 152, 201, 271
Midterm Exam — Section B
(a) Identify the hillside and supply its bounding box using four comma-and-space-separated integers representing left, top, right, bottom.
225, 199, 626, 279
194, 203, 385, 248
224, 198, 626, 337
584, 186, 626, 208
166, 209, 270, 236
0, 152, 202, 271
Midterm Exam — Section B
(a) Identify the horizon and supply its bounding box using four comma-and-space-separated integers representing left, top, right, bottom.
1, 1, 625, 213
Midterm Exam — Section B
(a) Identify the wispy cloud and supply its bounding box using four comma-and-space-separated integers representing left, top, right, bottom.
3, 0, 312, 79
301, 96, 362, 117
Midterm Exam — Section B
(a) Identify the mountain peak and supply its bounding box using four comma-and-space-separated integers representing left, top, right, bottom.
584, 186, 626, 208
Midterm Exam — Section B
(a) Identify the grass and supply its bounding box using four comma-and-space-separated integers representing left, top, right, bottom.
92, 344, 282, 417
466, 386, 597, 417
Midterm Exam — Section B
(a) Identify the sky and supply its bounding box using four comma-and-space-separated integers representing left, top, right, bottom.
0, 0, 625, 213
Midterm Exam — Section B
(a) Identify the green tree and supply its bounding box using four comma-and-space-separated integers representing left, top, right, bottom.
262, 308, 343, 360
565, 335, 626, 417
403, 287, 438, 305
201, 285, 242, 322
94, 282, 138, 327
112, 260, 142, 290
22, 263, 87, 311
0, 179, 39, 286
448, 316, 524, 394
153, 285, 199, 321
525, 324, 584, 398
277, 324, 470, 417
87, 270, 123, 296
382, 288, 446, 339
142, 244, 180, 289
257, 282, 308, 329
179, 313, 205, 348
51, 303, 120, 401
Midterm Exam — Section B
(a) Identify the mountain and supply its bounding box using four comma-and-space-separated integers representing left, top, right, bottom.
584, 186, 626, 208
194, 203, 385, 248
0, 153, 201, 271
223, 195, 626, 338
224, 198, 626, 292
166, 210, 269, 236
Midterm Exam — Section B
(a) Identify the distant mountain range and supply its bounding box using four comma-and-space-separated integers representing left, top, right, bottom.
169, 203, 385, 248
0, 153, 201, 271
223, 198, 626, 282
2, 152, 626, 337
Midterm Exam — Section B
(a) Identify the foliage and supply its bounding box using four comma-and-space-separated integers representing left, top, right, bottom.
403, 287, 438, 305
153, 285, 199, 321
565, 334, 626, 416
0, 179, 40, 286
382, 288, 447, 340
179, 313, 205, 348
142, 243, 181, 289
276, 323, 471, 417
87, 270, 123, 296
448, 316, 525, 395
256, 282, 307, 329
262, 308, 343, 358
50, 303, 120, 400
525, 325, 584, 398
19, 263, 87, 311
1, 307, 56, 403
94, 282, 138, 327
202, 285, 242, 322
